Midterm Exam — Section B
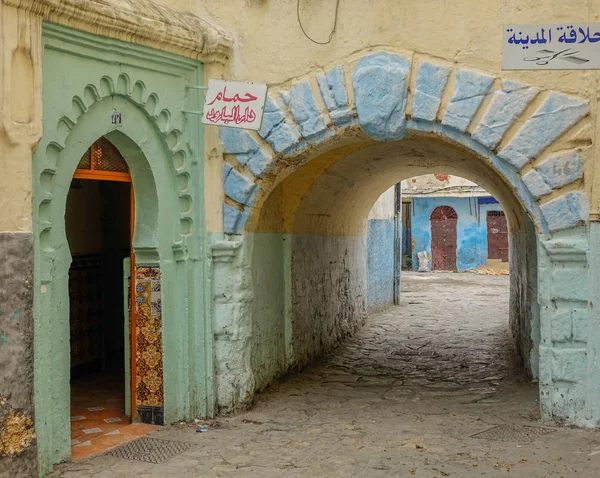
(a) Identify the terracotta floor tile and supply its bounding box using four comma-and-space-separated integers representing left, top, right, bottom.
71, 372, 138, 461
72, 444, 107, 461
119, 423, 160, 437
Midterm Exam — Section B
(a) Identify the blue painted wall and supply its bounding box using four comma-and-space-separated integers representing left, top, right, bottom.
411, 196, 503, 271
367, 218, 395, 311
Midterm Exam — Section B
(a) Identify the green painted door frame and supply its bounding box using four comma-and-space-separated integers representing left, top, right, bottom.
33, 23, 213, 475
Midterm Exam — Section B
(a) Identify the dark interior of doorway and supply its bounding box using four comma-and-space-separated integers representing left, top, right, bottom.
65, 179, 131, 431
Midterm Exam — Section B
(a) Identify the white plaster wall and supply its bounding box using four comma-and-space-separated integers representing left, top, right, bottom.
291, 234, 367, 368
368, 186, 395, 220
402, 175, 480, 193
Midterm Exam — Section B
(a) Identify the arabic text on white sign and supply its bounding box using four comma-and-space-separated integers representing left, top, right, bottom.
502, 23, 600, 70
201, 79, 268, 131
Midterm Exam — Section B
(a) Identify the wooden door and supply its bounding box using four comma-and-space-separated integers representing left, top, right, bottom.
487, 211, 509, 262
430, 206, 457, 270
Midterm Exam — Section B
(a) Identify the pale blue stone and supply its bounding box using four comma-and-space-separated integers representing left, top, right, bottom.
352, 52, 411, 141
258, 97, 286, 136
223, 165, 258, 206
498, 93, 590, 169
246, 148, 273, 178
223, 203, 242, 234
552, 349, 587, 382
238, 205, 252, 232
472, 81, 538, 149
222, 162, 233, 179
219, 127, 274, 178
289, 80, 331, 145
266, 122, 304, 154
280, 91, 290, 107
223, 203, 251, 235
540, 192, 590, 231
317, 66, 354, 126
572, 309, 587, 342
550, 309, 572, 342
258, 97, 302, 155
537, 151, 583, 189
220, 128, 257, 165
522, 170, 552, 199
411, 62, 450, 121
442, 69, 494, 132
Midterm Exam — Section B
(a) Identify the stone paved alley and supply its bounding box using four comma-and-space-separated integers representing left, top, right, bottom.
50, 273, 600, 477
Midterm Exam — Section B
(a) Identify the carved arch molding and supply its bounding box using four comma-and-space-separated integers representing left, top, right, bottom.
221, 51, 591, 235
37, 71, 194, 253
4, 0, 233, 63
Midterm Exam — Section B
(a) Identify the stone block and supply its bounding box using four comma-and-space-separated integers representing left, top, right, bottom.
223, 203, 243, 235
498, 93, 589, 169
289, 80, 332, 145
352, 52, 410, 141
522, 170, 552, 199
551, 267, 588, 302
219, 127, 274, 178
537, 151, 583, 189
258, 97, 303, 155
472, 81, 538, 149
317, 66, 354, 126
441, 69, 494, 132
540, 192, 590, 232
572, 309, 588, 342
552, 348, 586, 382
550, 309, 572, 343
411, 62, 450, 121
223, 164, 258, 206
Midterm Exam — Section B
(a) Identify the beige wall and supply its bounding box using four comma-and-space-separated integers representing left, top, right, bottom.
181, 0, 600, 225
1, 0, 600, 233
402, 174, 489, 197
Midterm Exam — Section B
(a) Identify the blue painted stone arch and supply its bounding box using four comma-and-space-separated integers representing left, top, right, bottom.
217, 49, 597, 430
221, 51, 590, 235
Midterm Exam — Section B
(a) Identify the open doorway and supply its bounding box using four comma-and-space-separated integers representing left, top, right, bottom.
65, 137, 147, 459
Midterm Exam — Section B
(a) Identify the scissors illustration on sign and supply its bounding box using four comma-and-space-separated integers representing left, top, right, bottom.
523, 48, 589, 66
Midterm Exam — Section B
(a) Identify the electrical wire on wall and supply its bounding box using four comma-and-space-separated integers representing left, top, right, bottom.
297, 0, 341, 45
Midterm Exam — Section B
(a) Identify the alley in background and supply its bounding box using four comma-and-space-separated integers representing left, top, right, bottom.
49, 273, 600, 477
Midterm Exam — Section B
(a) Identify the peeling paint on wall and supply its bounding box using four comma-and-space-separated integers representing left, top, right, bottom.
411, 196, 503, 271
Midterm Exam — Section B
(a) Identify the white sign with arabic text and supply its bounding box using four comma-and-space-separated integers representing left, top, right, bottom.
201, 79, 268, 131
502, 23, 600, 70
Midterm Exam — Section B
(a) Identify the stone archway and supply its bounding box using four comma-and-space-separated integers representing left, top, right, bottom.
221, 51, 589, 236
215, 49, 594, 428
33, 24, 210, 474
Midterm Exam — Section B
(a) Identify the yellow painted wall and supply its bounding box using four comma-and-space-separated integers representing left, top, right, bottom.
1, 0, 600, 232
176, 0, 600, 230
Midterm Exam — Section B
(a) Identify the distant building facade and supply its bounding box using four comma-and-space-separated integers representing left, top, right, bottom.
402, 175, 508, 271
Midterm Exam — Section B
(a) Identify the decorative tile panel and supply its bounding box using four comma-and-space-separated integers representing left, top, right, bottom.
134, 267, 164, 411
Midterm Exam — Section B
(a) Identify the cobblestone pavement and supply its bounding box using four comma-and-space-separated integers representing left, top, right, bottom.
50, 273, 600, 477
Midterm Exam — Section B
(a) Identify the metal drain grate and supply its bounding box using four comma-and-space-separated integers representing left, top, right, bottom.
106, 437, 193, 463
471, 424, 555, 443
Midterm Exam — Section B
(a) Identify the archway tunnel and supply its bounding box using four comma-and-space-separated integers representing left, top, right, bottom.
233, 132, 540, 400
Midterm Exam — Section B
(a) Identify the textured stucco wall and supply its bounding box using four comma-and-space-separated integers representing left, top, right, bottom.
0, 233, 36, 478
411, 196, 503, 271
368, 187, 395, 220
291, 234, 367, 368
537, 227, 591, 425
250, 233, 287, 389
367, 187, 396, 311
367, 219, 395, 312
